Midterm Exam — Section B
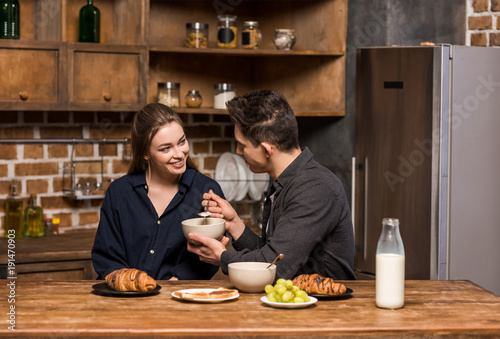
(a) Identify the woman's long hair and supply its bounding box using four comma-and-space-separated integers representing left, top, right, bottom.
128, 103, 197, 175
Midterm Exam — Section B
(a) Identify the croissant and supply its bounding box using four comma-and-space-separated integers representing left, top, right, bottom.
292, 273, 346, 295
105, 268, 157, 292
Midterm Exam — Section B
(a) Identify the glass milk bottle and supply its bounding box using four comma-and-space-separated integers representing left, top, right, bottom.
376, 218, 405, 309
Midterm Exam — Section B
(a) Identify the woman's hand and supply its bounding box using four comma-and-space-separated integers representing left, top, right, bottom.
203, 189, 245, 240
187, 234, 230, 266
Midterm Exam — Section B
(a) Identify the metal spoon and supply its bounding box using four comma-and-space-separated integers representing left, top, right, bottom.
267, 253, 284, 269
198, 203, 211, 218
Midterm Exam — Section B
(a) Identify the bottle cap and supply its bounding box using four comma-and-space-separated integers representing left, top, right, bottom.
52, 218, 60, 224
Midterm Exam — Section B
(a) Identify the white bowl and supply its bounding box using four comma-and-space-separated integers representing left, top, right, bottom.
181, 217, 225, 245
228, 262, 276, 293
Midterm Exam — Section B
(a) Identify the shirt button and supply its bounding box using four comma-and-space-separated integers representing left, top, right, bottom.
157, 220, 161, 224
150, 249, 155, 254
144, 185, 148, 190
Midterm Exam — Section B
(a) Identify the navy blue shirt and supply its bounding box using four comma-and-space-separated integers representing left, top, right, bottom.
91, 167, 224, 280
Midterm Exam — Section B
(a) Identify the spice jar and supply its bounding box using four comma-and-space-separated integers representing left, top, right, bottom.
217, 15, 237, 48
242, 21, 261, 49
158, 82, 180, 107
214, 83, 236, 109
185, 90, 202, 108
186, 22, 208, 48
273, 29, 296, 51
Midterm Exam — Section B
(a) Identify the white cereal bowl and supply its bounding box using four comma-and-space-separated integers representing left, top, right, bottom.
181, 217, 225, 245
228, 262, 276, 293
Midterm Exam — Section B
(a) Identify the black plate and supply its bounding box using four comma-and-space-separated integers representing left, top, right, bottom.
92, 282, 161, 297
310, 287, 353, 300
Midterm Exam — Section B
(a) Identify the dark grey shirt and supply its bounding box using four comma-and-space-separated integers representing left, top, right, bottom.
220, 147, 356, 280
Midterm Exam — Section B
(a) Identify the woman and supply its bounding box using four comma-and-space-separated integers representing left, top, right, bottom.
92, 103, 224, 280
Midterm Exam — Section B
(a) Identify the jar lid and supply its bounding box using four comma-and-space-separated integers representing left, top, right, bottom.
275, 28, 295, 33
218, 15, 237, 22
158, 82, 180, 89
214, 83, 236, 91
187, 90, 200, 94
244, 21, 259, 26
186, 22, 208, 29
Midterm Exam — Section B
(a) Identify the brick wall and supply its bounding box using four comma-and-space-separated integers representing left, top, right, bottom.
468, 0, 500, 46
0, 111, 234, 234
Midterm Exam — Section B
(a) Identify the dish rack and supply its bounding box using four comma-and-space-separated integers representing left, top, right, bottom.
62, 138, 130, 200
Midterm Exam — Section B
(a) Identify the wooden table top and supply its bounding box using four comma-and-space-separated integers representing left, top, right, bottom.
1, 279, 499, 338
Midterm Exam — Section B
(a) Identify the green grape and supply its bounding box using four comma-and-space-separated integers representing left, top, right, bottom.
274, 284, 287, 295
282, 290, 294, 302
276, 278, 286, 285
267, 293, 278, 302
265, 280, 310, 303
296, 290, 308, 300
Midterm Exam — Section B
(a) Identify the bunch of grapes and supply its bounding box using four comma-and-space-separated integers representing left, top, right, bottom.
265, 278, 310, 303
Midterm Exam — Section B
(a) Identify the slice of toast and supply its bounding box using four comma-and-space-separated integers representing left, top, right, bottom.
174, 288, 238, 300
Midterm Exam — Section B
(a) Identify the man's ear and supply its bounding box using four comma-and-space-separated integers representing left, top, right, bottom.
260, 142, 274, 158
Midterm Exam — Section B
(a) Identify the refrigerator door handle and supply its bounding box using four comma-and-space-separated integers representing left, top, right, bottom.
363, 156, 368, 261
351, 157, 356, 237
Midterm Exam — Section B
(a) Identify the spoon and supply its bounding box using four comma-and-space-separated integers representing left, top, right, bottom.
198, 202, 211, 218
267, 253, 284, 269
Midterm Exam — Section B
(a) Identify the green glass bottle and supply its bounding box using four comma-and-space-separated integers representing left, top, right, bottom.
1, 0, 19, 40
23, 194, 44, 237
10, 0, 19, 39
4, 180, 23, 238
1, 1, 10, 39
79, 0, 100, 43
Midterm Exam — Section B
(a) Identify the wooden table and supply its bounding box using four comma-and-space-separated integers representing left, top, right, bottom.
1, 280, 499, 338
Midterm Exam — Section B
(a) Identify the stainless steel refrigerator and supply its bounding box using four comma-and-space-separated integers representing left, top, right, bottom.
353, 45, 500, 295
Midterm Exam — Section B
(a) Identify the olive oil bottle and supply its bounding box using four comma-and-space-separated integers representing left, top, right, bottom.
23, 194, 44, 237
4, 180, 23, 238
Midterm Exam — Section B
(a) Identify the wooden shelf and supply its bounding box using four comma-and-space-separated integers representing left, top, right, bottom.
2, 0, 347, 116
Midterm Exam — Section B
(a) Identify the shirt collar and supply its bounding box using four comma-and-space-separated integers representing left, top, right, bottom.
131, 167, 197, 193
270, 147, 313, 194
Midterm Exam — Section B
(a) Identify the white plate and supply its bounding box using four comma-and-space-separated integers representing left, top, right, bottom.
260, 295, 318, 309
248, 171, 270, 200
172, 288, 239, 303
215, 152, 249, 201
231, 153, 250, 201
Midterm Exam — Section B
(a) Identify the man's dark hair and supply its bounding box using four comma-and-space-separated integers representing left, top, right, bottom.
226, 90, 300, 152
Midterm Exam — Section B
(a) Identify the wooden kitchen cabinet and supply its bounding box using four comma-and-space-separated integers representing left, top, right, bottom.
1, 0, 347, 116
67, 43, 147, 111
0, 40, 66, 110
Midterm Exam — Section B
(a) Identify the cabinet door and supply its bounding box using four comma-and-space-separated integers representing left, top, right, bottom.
68, 44, 147, 111
0, 41, 64, 110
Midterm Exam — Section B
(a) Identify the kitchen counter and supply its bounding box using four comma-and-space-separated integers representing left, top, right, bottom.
1, 279, 499, 338
0, 229, 97, 280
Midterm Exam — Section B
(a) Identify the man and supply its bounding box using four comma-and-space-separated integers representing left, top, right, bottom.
188, 90, 356, 280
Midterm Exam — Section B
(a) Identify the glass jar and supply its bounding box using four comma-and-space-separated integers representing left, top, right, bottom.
376, 218, 405, 309
214, 83, 236, 109
242, 21, 261, 49
186, 22, 208, 48
273, 29, 296, 51
185, 90, 202, 108
217, 15, 237, 49
157, 82, 180, 107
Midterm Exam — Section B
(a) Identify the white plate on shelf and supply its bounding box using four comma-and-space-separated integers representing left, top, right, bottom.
215, 152, 249, 201
248, 171, 270, 200
260, 296, 318, 309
